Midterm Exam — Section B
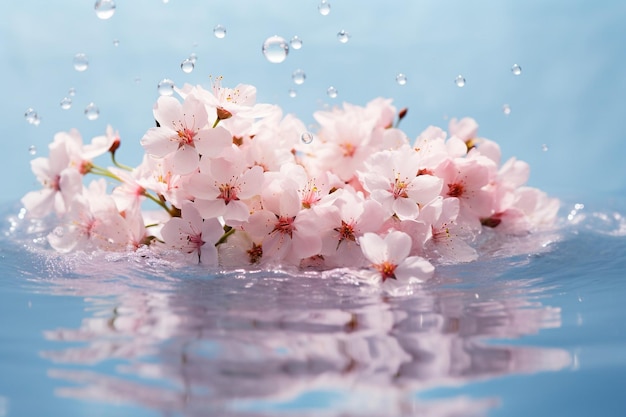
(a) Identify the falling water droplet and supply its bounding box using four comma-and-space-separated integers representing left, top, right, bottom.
157, 78, 175, 96
28, 145, 37, 155
301, 132, 314, 144
189, 53, 198, 64
213, 24, 226, 39
180, 58, 194, 74
511, 64, 522, 76
94, 0, 116, 19
68, 87, 76, 96
395, 73, 407, 86
262, 35, 289, 64
337, 30, 351, 43
327, 86, 338, 98
134, 77, 141, 84
60, 97, 72, 110
454, 75, 466, 87
24, 108, 38, 124
318, 0, 331, 15
73, 53, 89, 72
290, 36, 303, 50
541, 144, 548, 152
84, 103, 99, 120
113, 39, 120, 47
288, 89, 297, 98
292, 69, 306, 85
502, 104, 511, 115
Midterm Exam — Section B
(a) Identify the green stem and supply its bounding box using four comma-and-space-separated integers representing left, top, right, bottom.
212, 117, 220, 128
111, 153, 133, 171
215, 226, 235, 246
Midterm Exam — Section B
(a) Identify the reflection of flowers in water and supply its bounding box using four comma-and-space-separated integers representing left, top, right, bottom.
38, 252, 570, 417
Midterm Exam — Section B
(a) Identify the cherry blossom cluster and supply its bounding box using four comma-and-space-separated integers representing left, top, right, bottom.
21, 78, 559, 286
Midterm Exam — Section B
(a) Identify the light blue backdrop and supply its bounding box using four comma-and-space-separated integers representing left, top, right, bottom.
2, 0, 625, 204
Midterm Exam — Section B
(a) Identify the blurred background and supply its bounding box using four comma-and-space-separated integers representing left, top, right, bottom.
2, 0, 625, 204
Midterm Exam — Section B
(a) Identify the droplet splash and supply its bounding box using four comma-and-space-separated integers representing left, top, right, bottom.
502, 104, 511, 115
301, 132, 314, 144
288, 89, 297, 98
290, 36, 303, 50
180, 58, 194, 74
541, 144, 548, 152
327, 86, 338, 98
94, 0, 116, 20
318, 0, 331, 15
157, 79, 175, 96
511, 64, 522, 76
292, 69, 306, 85
28, 145, 37, 156
337, 30, 351, 44
213, 24, 226, 39
395, 73, 407, 86
454, 75, 466, 87
73, 53, 89, 72
84, 103, 100, 121
60, 97, 72, 110
262, 35, 289, 64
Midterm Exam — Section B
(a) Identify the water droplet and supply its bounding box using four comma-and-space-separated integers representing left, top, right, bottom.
290, 36, 303, 50
94, 0, 116, 19
157, 78, 175, 96
189, 53, 197, 64
213, 24, 226, 39
337, 30, 350, 43
28, 145, 37, 155
292, 69, 306, 85
60, 97, 72, 110
134, 77, 142, 84
180, 58, 194, 74
511, 64, 522, 76
73, 53, 89, 72
318, 0, 331, 15
454, 75, 466, 87
262, 35, 289, 64
84, 103, 99, 121
113, 39, 120, 47
68, 87, 76, 96
395, 73, 407, 86
327, 86, 338, 98
301, 132, 314, 144
541, 143, 548, 152
163, 0, 169, 3
502, 104, 511, 115
24, 108, 38, 124
288, 89, 297, 98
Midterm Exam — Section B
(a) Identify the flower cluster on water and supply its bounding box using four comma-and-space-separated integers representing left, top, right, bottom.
21, 78, 559, 287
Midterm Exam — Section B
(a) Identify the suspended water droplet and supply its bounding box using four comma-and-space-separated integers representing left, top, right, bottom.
53, 226, 65, 238
134, 77, 142, 84
511, 64, 522, 76
395, 73, 407, 86
94, 0, 116, 19
60, 97, 72, 110
113, 39, 120, 47
318, 0, 331, 15
213, 24, 226, 39
292, 69, 306, 85
327, 86, 338, 98
68, 87, 76, 96
502, 104, 511, 115
189, 53, 198, 64
337, 30, 351, 43
180, 58, 194, 74
288, 89, 297, 98
541, 143, 548, 152
290, 36, 303, 50
73, 53, 89, 72
163, 0, 169, 3
262, 35, 289, 64
157, 78, 175, 96
28, 145, 37, 155
84, 103, 99, 121
301, 132, 314, 144
24, 108, 38, 124
454, 75, 466, 87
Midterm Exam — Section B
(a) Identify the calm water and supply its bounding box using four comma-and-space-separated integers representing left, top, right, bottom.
1, 194, 625, 417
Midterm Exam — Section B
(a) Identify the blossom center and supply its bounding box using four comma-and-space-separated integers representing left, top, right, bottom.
334, 220, 356, 248
272, 216, 296, 238
177, 127, 197, 146
218, 183, 239, 205
391, 176, 409, 199
374, 261, 397, 282
340, 142, 356, 157
447, 182, 465, 197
